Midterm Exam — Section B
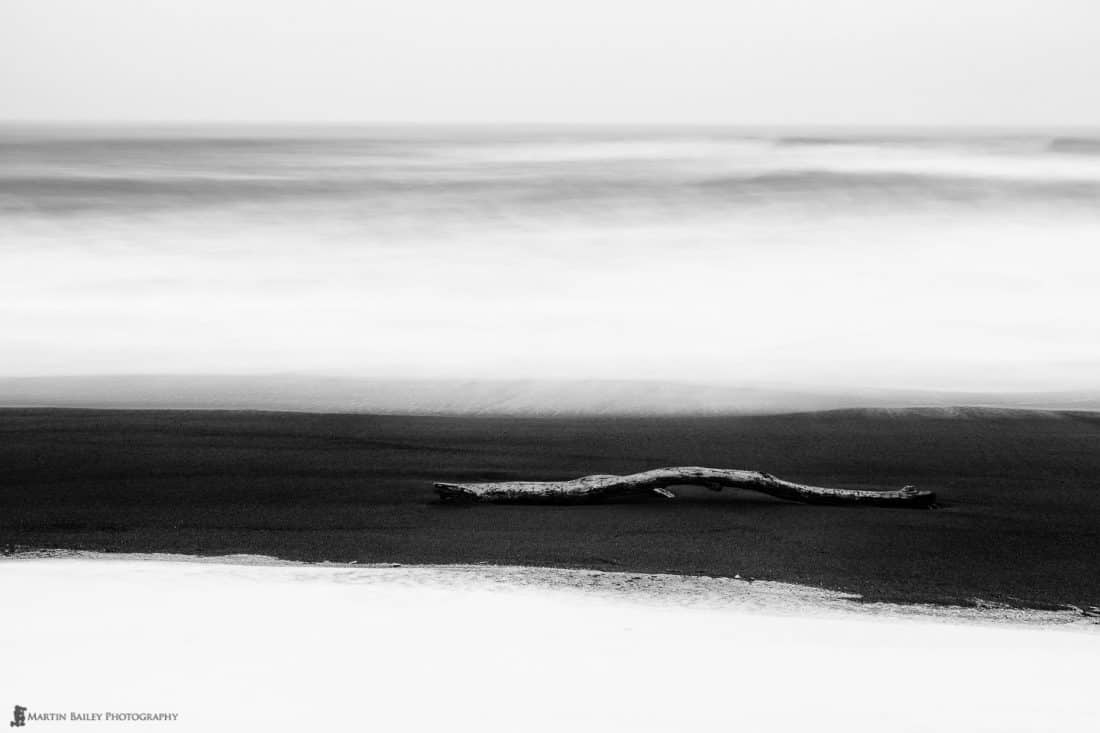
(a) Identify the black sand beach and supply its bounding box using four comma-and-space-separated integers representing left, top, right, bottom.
2, 407, 1098, 609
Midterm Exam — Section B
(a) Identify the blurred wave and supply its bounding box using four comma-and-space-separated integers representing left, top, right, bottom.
1, 125, 1098, 394
4, 129, 1100, 218
1048, 137, 1100, 155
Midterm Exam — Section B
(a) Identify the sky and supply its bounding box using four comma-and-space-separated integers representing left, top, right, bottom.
3, 0, 1100, 126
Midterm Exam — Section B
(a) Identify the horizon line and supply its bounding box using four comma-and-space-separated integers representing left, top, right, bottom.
3, 120, 1100, 133
1, 374, 1097, 397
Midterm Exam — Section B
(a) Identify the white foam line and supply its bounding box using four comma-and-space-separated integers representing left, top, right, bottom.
6, 549, 1098, 629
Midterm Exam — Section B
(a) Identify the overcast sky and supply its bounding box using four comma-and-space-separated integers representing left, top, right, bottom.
3, 0, 1100, 125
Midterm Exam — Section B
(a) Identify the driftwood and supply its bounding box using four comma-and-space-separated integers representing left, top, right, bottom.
435, 467, 936, 508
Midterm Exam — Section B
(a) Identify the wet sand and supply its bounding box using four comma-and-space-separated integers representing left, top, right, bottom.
3, 407, 1099, 609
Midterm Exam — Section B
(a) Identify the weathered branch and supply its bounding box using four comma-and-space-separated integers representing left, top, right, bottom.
435, 467, 936, 508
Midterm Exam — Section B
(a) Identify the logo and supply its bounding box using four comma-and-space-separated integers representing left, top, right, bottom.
6, 706, 178, 725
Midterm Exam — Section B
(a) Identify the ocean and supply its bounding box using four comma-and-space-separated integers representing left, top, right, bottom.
2, 125, 1099, 393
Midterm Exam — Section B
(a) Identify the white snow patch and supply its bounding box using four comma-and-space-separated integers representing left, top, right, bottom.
1, 553, 1097, 733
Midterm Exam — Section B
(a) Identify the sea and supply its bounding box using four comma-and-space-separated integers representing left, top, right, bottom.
2, 125, 1099, 394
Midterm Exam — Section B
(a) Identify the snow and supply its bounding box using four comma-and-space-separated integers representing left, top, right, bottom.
1, 555, 1097, 732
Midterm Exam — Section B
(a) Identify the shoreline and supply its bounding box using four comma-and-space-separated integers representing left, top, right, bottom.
7, 550, 1098, 630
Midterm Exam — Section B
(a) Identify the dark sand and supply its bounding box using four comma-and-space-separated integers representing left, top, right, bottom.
2, 407, 1098, 609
